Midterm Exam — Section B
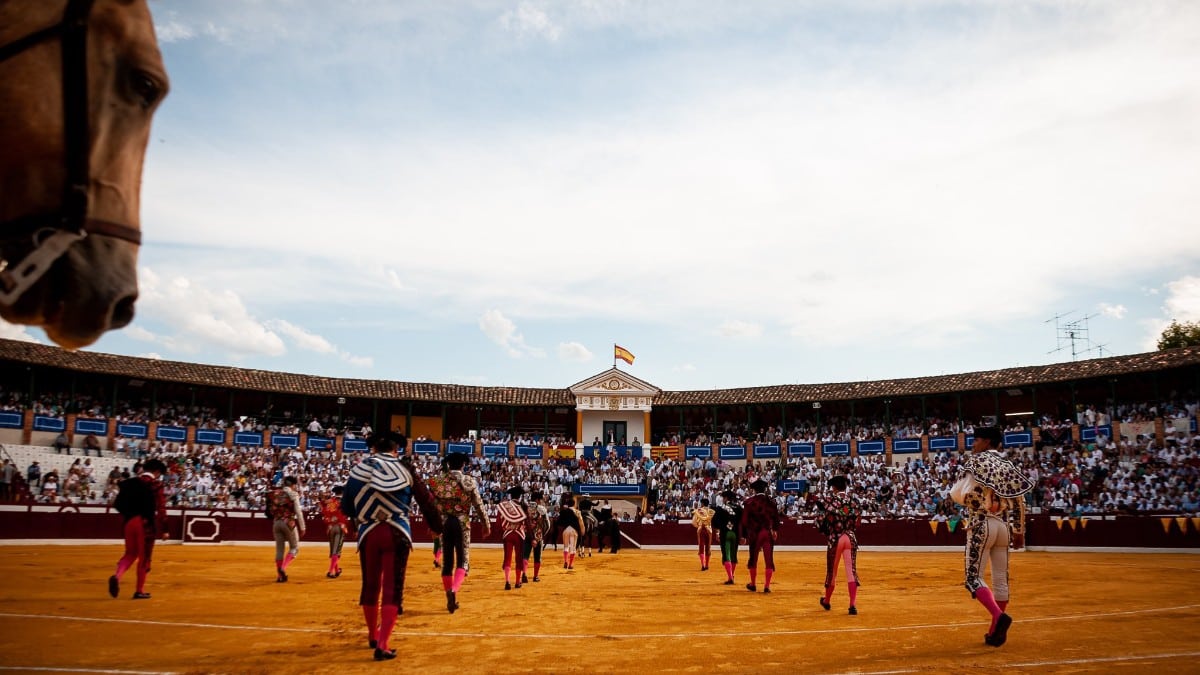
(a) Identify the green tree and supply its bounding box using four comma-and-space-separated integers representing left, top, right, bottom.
1157, 320, 1200, 350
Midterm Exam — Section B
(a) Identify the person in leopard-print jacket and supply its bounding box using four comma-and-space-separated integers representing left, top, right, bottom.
951, 426, 1033, 648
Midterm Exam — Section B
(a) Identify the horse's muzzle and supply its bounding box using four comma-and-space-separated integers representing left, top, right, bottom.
3, 233, 140, 349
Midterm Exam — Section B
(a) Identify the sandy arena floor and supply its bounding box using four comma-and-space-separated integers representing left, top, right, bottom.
0, 544, 1197, 674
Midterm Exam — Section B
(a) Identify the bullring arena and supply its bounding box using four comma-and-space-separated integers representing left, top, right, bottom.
1, 339, 1199, 673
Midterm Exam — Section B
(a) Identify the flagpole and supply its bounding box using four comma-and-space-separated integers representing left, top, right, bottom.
613, 343, 617, 369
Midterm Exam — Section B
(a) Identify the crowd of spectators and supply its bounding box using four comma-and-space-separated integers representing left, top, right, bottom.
5, 386, 1197, 520
11, 424, 1195, 524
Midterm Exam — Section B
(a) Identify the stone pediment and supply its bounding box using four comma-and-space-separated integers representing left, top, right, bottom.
569, 368, 661, 412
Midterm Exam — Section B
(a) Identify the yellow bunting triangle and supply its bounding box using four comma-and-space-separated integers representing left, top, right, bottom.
1176, 517, 1188, 533
1067, 518, 1077, 530
1079, 518, 1088, 530
1054, 518, 1064, 530
929, 520, 939, 535
1160, 517, 1174, 534
1192, 517, 1200, 533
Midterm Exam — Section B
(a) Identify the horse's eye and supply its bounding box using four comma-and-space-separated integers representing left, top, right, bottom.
130, 71, 163, 108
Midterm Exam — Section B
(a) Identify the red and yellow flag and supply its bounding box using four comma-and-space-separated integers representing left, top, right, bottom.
614, 344, 635, 365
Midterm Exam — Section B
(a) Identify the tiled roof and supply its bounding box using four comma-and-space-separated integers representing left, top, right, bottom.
1, 338, 1196, 406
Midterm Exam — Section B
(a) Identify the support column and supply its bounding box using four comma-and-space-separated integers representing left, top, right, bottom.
643, 410, 651, 447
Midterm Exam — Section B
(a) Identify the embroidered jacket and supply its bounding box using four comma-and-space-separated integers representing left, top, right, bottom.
816, 491, 859, 540
497, 498, 527, 538
428, 470, 488, 524
711, 501, 743, 538
341, 454, 442, 543
267, 486, 303, 529
952, 450, 1033, 535
320, 496, 349, 533
691, 506, 715, 531
740, 493, 782, 536
525, 503, 551, 542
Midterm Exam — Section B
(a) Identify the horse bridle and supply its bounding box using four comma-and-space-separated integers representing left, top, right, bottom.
0, 0, 143, 306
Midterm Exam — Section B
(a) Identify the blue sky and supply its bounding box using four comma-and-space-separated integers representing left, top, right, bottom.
4, 0, 1199, 390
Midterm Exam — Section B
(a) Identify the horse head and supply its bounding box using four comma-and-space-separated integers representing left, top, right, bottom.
0, 0, 167, 349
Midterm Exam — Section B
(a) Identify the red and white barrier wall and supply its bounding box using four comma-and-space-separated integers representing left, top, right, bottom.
1, 506, 1196, 549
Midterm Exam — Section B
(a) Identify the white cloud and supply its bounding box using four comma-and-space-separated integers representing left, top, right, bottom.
268, 320, 336, 354
1164, 276, 1200, 322
557, 341, 593, 363
154, 20, 195, 43
719, 320, 763, 339
0, 321, 42, 344
478, 309, 544, 358
499, 2, 562, 42
1098, 303, 1127, 320
266, 319, 373, 368
139, 352, 164, 360
124, 325, 158, 342
673, 363, 697, 373
137, 267, 285, 358
343, 354, 374, 368
1139, 275, 1200, 350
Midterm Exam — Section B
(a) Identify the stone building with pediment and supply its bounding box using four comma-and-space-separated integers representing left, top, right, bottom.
569, 368, 661, 448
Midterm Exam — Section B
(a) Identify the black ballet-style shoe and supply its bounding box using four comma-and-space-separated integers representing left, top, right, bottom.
446, 590, 458, 614
132, 592, 151, 599
276, 570, 288, 583
763, 587, 771, 594
819, 597, 831, 611
374, 647, 397, 661
987, 613, 1012, 647
521, 573, 529, 583
745, 584, 757, 592
533, 576, 540, 582
108, 575, 119, 598
505, 582, 512, 590
848, 606, 857, 615
723, 579, 735, 585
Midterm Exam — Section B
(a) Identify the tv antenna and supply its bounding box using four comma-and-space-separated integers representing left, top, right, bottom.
1046, 311, 1106, 360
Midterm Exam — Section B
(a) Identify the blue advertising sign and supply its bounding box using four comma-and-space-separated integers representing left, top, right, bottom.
822, 442, 850, 457
196, 429, 225, 445
74, 418, 107, 435
156, 426, 186, 442
787, 443, 815, 457
753, 444, 781, 459
857, 440, 885, 455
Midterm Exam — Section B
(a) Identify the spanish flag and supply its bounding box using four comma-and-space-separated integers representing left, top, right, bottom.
614, 344, 635, 365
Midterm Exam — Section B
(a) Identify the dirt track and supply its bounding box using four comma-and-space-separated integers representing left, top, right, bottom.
0, 545, 1197, 674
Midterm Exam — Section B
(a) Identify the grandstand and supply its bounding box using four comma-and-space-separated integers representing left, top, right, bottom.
0, 338, 1197, 548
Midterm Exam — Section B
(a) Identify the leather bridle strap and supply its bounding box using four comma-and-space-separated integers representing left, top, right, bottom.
0, 0, 142, 306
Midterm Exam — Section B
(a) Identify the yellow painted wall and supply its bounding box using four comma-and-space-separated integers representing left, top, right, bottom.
390, 414, 443, 440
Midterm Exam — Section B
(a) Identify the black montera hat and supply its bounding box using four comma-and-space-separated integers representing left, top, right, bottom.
751, 478, 769, 493
974, 426, 1003, 446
